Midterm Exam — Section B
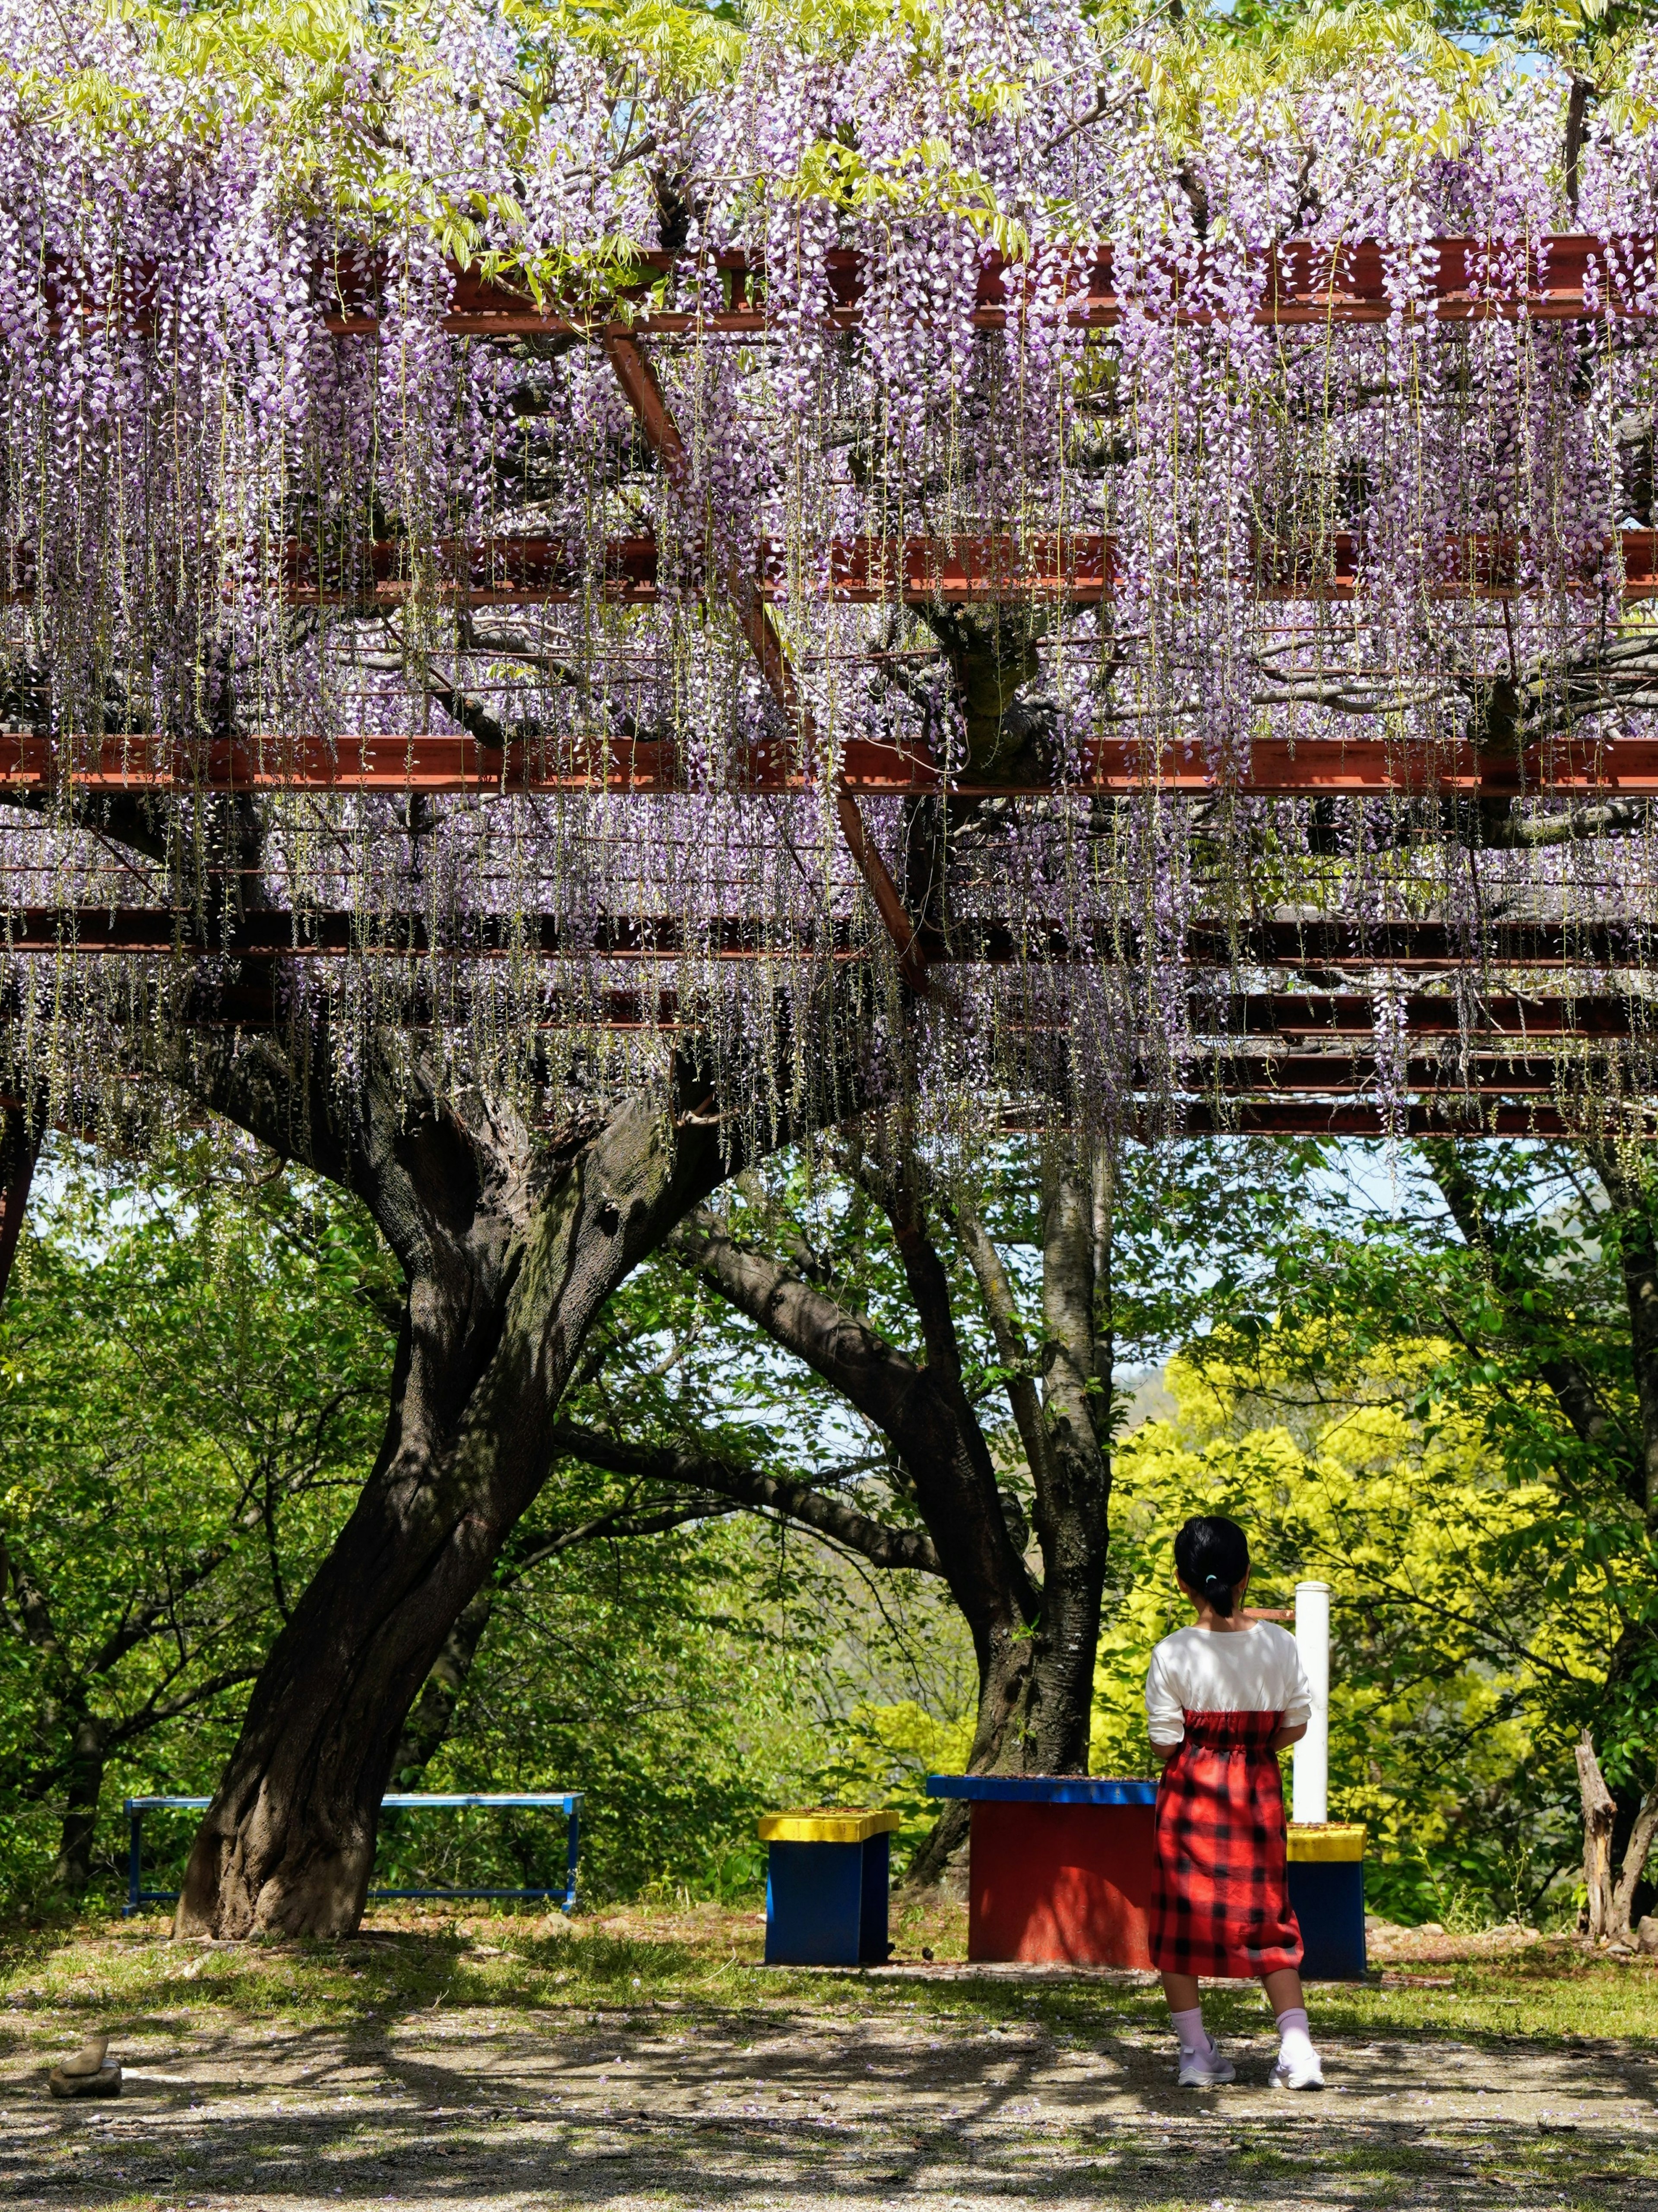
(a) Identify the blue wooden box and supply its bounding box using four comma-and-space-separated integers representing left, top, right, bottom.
759, 1809, 901, 1967
1287, 1823, 1367, 1980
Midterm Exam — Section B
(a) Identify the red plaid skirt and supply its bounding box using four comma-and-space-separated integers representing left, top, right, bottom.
1149, 1709, 1304, 1978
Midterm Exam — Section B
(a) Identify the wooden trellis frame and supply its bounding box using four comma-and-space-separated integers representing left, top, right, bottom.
6, 234, 1658, 1143
320, 236, 1658, 340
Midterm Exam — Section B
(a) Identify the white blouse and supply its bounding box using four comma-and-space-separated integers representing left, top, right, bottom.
1144, 1622, 1313, 1747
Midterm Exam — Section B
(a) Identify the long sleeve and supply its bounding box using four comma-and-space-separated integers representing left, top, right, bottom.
1145, 1640, 1186, 1746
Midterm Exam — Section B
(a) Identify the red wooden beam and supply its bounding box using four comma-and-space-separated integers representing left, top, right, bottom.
13, 913, 1658, 1067
316, 239, 1658, 341
7, 529, 1647, 611
16, 910, 1653, 1019
1126, 1101, 1640, 1138
7, 731, 1658, 797
1219, 995, 1648, 1039
260, 527, 1658, 607
2, 1059, 1633, 1137
1027, 920, 1653, 970
0, 911, 862, 958
1, 912, 1649, 973
86, 973, 1648, 1079
1161, 1053, 1629, 1093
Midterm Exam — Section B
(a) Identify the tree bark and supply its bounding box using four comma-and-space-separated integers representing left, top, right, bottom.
544, 1424, 943, 1574
0, 1104, 39, 1312
1564, 75, 1592, 217
1611, 1778, 1658, 1942
912, 1142, 1117, 1864
174, 1067, 747, 1938
1585, 1147, 1658, 1526
53, 1715, 108, 1894
676, 1143, 1119, 1884
674, 1209, 1039, 1675
1578, 1730, 1618, 1943
1017, 1138, 1114, 1774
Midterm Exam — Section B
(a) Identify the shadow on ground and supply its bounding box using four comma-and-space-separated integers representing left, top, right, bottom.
6, 1988, 1658, 2209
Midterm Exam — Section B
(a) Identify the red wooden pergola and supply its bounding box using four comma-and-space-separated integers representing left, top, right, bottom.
2, 231, 1655, 1178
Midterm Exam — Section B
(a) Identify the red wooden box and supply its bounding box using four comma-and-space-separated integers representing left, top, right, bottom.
928, 1776, 1161, 1968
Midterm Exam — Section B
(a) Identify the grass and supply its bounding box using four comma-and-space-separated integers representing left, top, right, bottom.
4, 1892, 1657, 2047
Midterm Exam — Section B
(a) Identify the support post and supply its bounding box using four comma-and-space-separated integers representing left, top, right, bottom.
564, 1797, 580, 1915
602, 334, 930, 993
1292, 1579, 1331, 1823
126, 1804, 143, 1917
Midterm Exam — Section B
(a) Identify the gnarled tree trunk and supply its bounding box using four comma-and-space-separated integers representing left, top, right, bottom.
175, 1072, 740, 1937
1017, 1138, 1114, 1772
674, 1135, 1118, 1889
674, 1195, 1042, 1887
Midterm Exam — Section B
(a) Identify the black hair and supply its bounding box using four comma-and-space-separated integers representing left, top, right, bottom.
1174, 1514, 1250, 1618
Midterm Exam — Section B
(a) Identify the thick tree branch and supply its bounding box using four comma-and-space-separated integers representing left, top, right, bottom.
672, 1205, 1039, 1620
545, 1419, 943, 1573
1585, 1143, 1658, 1528
947, 1194, 1056, 1494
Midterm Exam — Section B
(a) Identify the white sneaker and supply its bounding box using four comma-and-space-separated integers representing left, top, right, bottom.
1271, 2049, 1325, 2090
1177, 2042, 1236, 2087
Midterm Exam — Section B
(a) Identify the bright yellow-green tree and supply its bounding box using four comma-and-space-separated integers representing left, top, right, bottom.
1092, 1346, 1620, 1925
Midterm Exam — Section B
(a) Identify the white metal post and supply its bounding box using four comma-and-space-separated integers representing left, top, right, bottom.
1292, 1580, 1331, 1824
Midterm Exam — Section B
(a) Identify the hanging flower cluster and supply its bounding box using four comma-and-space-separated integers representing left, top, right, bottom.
0, 0, 1655, 1153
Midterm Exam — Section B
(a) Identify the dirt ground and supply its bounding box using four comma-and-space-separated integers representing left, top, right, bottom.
5, 1905, 1658, 2211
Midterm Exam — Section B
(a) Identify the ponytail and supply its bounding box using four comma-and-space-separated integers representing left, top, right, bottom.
1201, 1571, 1237, 1618
1174, 1514, 1250, 1615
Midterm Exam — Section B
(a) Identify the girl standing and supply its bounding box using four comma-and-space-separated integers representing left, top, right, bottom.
1145, 1513, 1324, 2090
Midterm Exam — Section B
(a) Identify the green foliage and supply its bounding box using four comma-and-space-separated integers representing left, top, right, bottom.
6, 1128, 1652, 1932
1199, 1144, 1658, 1784
13, 1912, 1658, 2086
30, 0, 1644, 310
392, 1522, 876, 1904
0, 1130, 397, 1905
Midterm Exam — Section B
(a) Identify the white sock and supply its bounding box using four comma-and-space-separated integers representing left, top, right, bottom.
1275, 2005, 1317, 2064
1171, 2004, 1212, 2057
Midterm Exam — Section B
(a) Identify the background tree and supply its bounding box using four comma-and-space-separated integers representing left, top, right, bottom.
11, 1124, 1656, 1933
384, 1133, 1326, 1878
1095, 1341, 1620, 1928
1168, 1138, 1658, 1933
0, 1133, 394, 1893
0, 1134, 976, 1910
